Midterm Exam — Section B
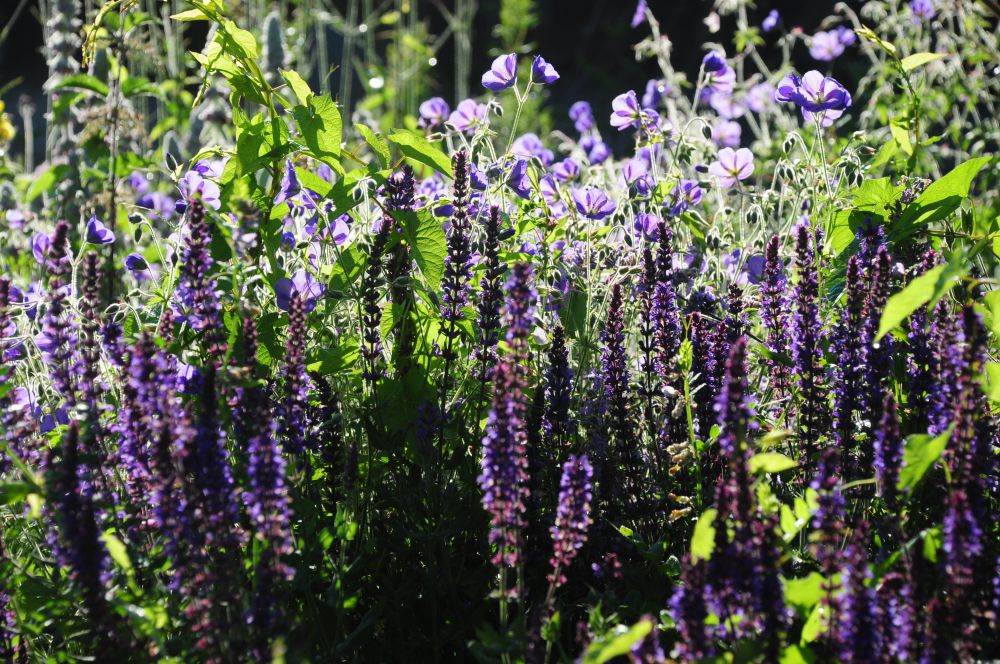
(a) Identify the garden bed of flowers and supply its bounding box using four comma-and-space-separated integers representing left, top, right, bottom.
0, 0, 998, 661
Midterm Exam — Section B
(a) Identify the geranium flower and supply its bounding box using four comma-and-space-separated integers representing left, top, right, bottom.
418, 97, 450, 130
274, 270, 325, 313
572, 187, 616, 220
531, 56, 559, 84
708, 147, 754, 187
85, 215, 115, 245
449, 99, 488, 134
482, 53, 517, 92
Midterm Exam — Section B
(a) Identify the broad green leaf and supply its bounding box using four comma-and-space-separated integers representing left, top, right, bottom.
380, 303, 406, 341
326, 246, 366, 292
784, 573, 824, 614
307, 341, 360, 375
897, 156, 992, 234
897, 426, 953, 492
293, 95, 343, 164
26, 164, 70, 202
221, 19, 259, 60
581, 620, 653, 664
280, 69, 312, 105
0, 481, 32, 506
984, 289, 1000, 340
394, 208, 447, 290
101, 531, 133, 574
922, 527, 942, 563
901, 52, 946, 71
170, 8, 210, 20
355, 123, 391, 169
387, 129, 453, 177
800, 604, 827, 645
691, 508, 717, 562
889, 121, 912, 156
47, 73, 109, 96
876, 265, 962, 341
749, 452, 798, 474
983, 363, 1000, 403
780, 645, 813, 664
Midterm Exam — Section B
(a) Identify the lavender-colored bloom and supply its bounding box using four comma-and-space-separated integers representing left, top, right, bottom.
833, 256, 866, 453
274, 269, 324, 313
760, 235, 789, 396
642, 78, 667, 109
136, 191, 176, 219
569, 101, 594, 133
39, 221, 77, 400
776, 70, 852, 113
790, 220, 827, 451
744, 82, 775, 113
762, 9, 780, 32
668, 179, 703, 216
507, 158, 532, 199
710, 91, 745, 119
418, 97, 450, 130
711, 119, 742, 148
702, 51, 728, 73
512, 132, 554, 166
704, 64, 735, 94
810, 30, 846, 61
273, 159, 301, 206
531, 55, 559, 84
580, 135, 610, 164
622, 159, 653, 197
572, 187, 616, 220
708, 147, 754, 187
874, 391, 902, 504
124, 253, 147, 271
909, 0, 936, 22
551, 158, 580, 182
178, 169, 222, 209
671, 557, 715, 660
32, 231, 51, 263
839, 527, 881, 663
610, 90, 658, 132
440, 150, 474, 343
630, 0, 647, 27
128, 170, 150, 194
548, 454, 593, 587
474, 206, 504, 378
85, 215, 115, 245
448, 99, 488, 134
176, 199, 225, 352
602, 284, 634, 446
482, 53, 517, 91
633, 212, 662, 241
542, 325, 573, 445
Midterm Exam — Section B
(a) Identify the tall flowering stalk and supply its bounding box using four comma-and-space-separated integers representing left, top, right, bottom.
383, 167, 418, 372
280, 291, 309, 456
873, 391, 902, 506
474, 205, 504, 382
39, 220, 77, 402
905, 248, 938, 427
862, 245, 894, 432
636, 245, 658, 433
479, 263, 535, 604
78, 252, 104, 420
177, 198, 226, 357
360, 225, 389, 385
760, 235, 789, 399
542, 324, 573, 451
833, 256, 866, 460
545, 454, 593, 600
790, 220, 827, 455
601, 283, 634, 449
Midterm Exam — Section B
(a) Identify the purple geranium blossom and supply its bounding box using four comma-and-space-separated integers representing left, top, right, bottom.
418, 97, 450, 130
708, 147, 754, 187
702, 51, 727, 73
569, 101, 594, 133
642, 79, 668, 109
631, 0, 647, 27
128, 171, 150, 194
668, 179, 703, 216
580, 136, 610, 165
572, 187, 616, 220
482, 53, 517, 92
744, 82, 775, 113
273, 159, 301, 206
634, 212, 662, 241
705, 65, 736, 94
610, 91, 658, 132
32, 232, 51, 263
449, 99, 488, 134
178, 169, 222, 209
775, 71, 852, 113
274, 270, 325, 313
762, 9, 780, 32
711, 119, 742, 148
531, 56, 559, 84
810, 30, 845, 61
124, 253, 147, 271
507, 159, 532, 199
552, 159, 580, 182
909, 0, 936, 22
86, 215, 115, 245
710, 91, 745, 119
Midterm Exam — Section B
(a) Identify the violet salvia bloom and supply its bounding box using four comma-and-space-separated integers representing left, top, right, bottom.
708, 147, 754, 187
440, 150, 474, 342
474, 206, 505, 379
542, 324, 573, 448
839, 526, 881, 663
601, 284, 634, 446
280, 290, 310, 456
873, 391, 902, 505
833, 256, 866, 452
652, 227, 681, 385
482, 53, 517, 91
862, 245, 894, 433
176, 198, 226, 355
714, 337, 756, 459
569, 101, 594, 133
503, 263, 536, 356
927, 301, 961, 436
85, 215, 115, 245
78, 252, 104, 420
418, 97, 449, 130
906, 248, 938, 426
628, 615, 664, 663
790, 220, 827, 453
360, 225, 388, 384
548, 453, 593, 587
670, 556, 715, 660
39, 220, 77, 401
531, 55, 559, 84
760, 235, 790, 396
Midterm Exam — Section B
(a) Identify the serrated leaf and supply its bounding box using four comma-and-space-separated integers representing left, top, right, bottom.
280, 69, 312, 105
307, 341, 360, 375
898, 426, 953, 492
901, 52, 946, 71
876, 264, 959, 341
393, 208, 447, 290
691, 509, 717, 562
749, 452, 797, 474
356, 123, 391, 169
896, 157, 993, 238
387, 128, 453, 177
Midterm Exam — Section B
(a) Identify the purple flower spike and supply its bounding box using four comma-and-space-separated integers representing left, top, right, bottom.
708, 147, 754, 187
275, 270, 325, 313
548, 454, 593, 587
85, 215, 115, 245
531, 55, 559, 84
482, 53, 517, 92
572, 187, 616, 220
124, 253, 147, 271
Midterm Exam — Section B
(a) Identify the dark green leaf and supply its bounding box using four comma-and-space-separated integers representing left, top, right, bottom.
387, 129, 453, 177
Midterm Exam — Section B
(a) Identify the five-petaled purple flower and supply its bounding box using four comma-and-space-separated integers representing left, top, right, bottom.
708, 147, 754, 188
449, 99, 488, 134
124, 253, 147, 271
610, 90, 658, 132
482, 53, 518, 92
531, 56, 559, 84
418, 97, 450, 130
178, 169, 222, 209
572, 187, 616, 220
775, 71, 852, 114
85, 215, 115, 245
275, 270, 325, 313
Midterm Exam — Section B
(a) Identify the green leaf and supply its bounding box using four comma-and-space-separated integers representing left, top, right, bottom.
280, 69, 313, 105
293, 95, 343, 165
897, 156, 992, 235
393, 208, 447, 290
876, 264, 964, 341
101, 531, 133, 575
355, 123, 391, 169
897, 426, 953, 492
0, 481, 32, 506
749, 452, 798, 474
890, 121, 913, 156
984, 289, 1000, 340
220, 19, 259, 60
47, 73, 109, 96
170, 8, 211, 20
691, 509, 717, 562
780, 645, 814, 664
581, 620, 653, 664
387, 129, 453, 177
307, 341, 360, 375
901, 52, 947, 71
25, 164, 70, 202
922, 527, 942, 563
800, 604, 827, 645
985, 363, 1000, 403
326, 246, 367, 292
784, 573, 825, 615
